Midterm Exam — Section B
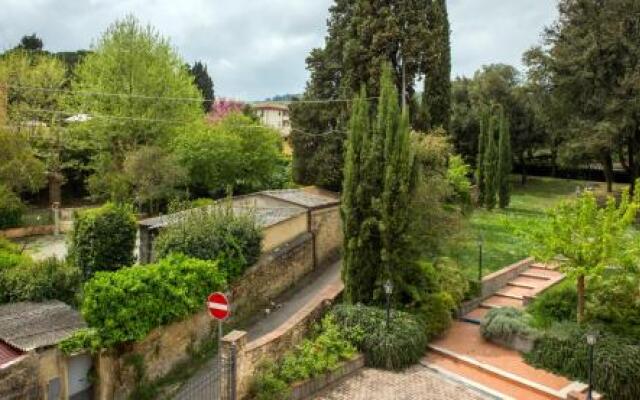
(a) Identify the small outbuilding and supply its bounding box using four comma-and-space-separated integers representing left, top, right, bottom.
0, 301, 91, 400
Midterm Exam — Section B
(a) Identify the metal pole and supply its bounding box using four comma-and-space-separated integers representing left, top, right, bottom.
230, 342, 237, 400
587, 344, 594, 400
218, 320, 223, 397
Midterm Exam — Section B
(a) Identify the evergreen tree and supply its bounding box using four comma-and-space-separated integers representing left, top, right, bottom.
189, 61, 214, 113
15, 34, 43, 51
422, 0, 451, 132
497, 107, 512, 208
483, 113, 499, 210
341, 64, 419, 305
476, 108, 489, 204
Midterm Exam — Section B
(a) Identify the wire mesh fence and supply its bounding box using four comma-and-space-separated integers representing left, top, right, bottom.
172, 350, 235, 400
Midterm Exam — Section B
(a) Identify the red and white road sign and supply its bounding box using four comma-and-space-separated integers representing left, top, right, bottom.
207, 292, 230, 320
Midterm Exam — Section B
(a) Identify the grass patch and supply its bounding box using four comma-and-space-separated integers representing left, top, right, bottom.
445, 176, 619, 279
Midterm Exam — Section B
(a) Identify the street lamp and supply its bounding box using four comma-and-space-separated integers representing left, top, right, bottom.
383, 279, 393, 332
586, 332, 597, 400
477, 235, 484, 282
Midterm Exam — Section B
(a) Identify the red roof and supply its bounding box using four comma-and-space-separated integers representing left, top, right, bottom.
0, 340, 22, 367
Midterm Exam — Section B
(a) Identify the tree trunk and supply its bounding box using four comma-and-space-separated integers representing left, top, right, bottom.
550, 136, 559, 177
601, 150, 613, 193
520, 152, 527, 185
577, 274, 585, 324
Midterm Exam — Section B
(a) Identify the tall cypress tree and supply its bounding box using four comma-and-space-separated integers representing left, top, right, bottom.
498, 107, 512, 208
422, 0, 452, 132
483, 113, 499, 210
342, 64, 419, 305
476, 108, 489, 205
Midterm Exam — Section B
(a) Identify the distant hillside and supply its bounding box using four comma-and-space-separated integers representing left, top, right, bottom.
265, 94, 301, 102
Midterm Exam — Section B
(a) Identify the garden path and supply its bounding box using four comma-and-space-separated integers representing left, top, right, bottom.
422, 263, 597, 400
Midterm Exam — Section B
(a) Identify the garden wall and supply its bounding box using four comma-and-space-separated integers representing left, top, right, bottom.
0, 353, 39, 400
481, 257, 534, 298
310, 205, 342, 269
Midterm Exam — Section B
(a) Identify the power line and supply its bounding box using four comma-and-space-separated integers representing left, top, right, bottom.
4, 84, 380, 105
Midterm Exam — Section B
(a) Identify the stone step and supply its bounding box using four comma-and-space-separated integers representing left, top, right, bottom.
425, 347, 563, 400
481, 295, 523, 309
507, 281, 536, 290
519, 271, 552, 280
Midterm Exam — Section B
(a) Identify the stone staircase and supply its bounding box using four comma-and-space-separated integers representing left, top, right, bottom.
423, 261, 601, 400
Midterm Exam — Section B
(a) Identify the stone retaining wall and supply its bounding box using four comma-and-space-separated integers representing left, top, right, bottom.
0, 354, 39, 400
480, 258, 534, 298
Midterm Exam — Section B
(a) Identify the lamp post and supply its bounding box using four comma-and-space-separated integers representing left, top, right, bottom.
586, 332, 597, 400
383, 279, 393, 332
477, 235, 484, 282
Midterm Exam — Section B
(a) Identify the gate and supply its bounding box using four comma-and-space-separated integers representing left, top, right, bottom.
172, 345, 237, 400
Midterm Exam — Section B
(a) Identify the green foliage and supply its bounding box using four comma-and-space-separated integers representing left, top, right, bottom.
447, 155, 472, 208
525, 185, 640, 322
481, 307, 538, 342
525, 323, 640, 400
0, 129, 47, 195
189, 61, 214, 113
0, 249, 81, 305
482, 111, 499, 210
0, 185, 24, 229
528, 281, 578, 328
249, 315, 356, 400
153, 203, 262, 281
341, 64, 422, 306
59, 328, 102, 355
418, 292, 455, 340
588, 272, 640, 340
68, 203, 137, 278
330, 304, 427, 370
497, 107, 511, 208
81, 254, 226, 347
173, 114, 284, 195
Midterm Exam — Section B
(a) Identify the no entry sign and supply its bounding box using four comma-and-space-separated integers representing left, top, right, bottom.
207, 292, 230, 320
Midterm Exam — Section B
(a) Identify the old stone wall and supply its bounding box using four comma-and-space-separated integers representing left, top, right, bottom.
231, 232, 314, 323
310, 206, 342, 268
262, 213, 308, 253
94, 309, 217, 400
0, 354, 39, 400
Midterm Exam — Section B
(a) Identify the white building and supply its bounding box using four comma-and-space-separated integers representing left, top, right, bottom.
254, 103, 291, 138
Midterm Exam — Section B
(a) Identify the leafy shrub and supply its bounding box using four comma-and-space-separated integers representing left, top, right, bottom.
330, 304, 427, 370
81, 253, 226, 347
528, 281, 578, 327
153, 204, 262, 281
525, 322, 640, 400
249, 315, 355, 400
68, 203, 137, 278
1, 257, 81, 305
418, 292, 455, 340
59, 328, 102, 355
588, 273, 640, 340
481, 307, 539, 342
190, 198, 215, 208
446, 155, 472, 208
0, 185, 24, 229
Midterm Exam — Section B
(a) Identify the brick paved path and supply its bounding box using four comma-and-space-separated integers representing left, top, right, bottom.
312, 366, 491, 400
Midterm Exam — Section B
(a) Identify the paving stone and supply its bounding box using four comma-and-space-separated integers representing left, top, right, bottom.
312, 366, 490, 400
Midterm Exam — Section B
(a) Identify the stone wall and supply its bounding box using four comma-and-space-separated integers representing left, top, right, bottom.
310, 206, 342, 269
0, 354, 39, 400
230, 232, 314, 323
94, 310, 218, 400
480, 258, 534, 298
262, 213, 308, 253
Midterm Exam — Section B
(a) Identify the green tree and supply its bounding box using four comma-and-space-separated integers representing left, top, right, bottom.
527, 186, 640, 323
71, 15, 202, 183
483, 113, 499, 210
291, 0, 448, 190
497, 106, 512, 208
342, 64, 421, 306
173, 114, 283, 196
476, 107, 489, 203
189, 61, 214, 113
15, 34, 43, 52
0, 129, 46, 193
421, 0, 451, 132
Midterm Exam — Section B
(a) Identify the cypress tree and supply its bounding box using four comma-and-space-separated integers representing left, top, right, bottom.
476, 108, 489, 205
498, 107, 512, 208
423, 0, 452, 132
483, 113, 499, 210
341, 63, 419, 305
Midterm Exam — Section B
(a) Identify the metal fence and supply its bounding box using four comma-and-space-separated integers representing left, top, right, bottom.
172, 347, 236, 400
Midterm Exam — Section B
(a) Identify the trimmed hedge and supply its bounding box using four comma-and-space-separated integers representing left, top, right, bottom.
330, 304, 428, 370
68, 203, 137, 278
0, 185, 24, 229
153, 205, 262, 281
80, 253, 226, 347
524, 322, 640, 400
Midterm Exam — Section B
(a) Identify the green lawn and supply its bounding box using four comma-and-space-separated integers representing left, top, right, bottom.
446, 176, 619, 280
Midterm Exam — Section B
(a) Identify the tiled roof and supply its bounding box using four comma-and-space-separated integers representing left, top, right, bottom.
261, 189, 340, 209
0, 340, 22, 367
0, 301, 86, 351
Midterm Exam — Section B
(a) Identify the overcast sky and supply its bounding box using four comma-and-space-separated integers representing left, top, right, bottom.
0, 0, 558, 101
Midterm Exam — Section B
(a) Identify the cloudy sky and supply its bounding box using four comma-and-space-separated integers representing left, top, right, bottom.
0, 0, 558, 101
